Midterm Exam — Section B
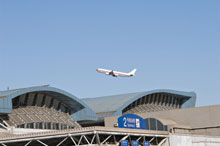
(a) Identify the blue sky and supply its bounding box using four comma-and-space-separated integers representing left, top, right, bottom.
0, 0, 219, 107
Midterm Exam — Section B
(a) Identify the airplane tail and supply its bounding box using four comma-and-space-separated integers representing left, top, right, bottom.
129, 69, 137, 76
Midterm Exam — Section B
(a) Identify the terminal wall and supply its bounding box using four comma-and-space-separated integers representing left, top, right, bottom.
169, 134, 220, 146
138, 105, 220, 129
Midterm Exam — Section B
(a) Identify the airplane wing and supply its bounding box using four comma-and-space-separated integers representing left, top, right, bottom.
96, 69, 118, 77
112, 69, 136, 77
112, 71, 128, 77
96, 69, 111, 74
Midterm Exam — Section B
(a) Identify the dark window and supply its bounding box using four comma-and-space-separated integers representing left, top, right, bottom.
32, 94, 38, 106
147, 95, 151, 103
12, 96, 20, 107
179, 99, 183, 108
145, 118, 168, 131
57, 102, 61, 110
149, 118, 156, 130
165, 95, 169, 106
55, 123, 59, 130
164, 125, 168, 131
26, 123, 30, 128
157, 94, 161, 105
23, 94, 29, 106
146, 119, 149, 130
68, 108, 72, 114
157, 120, 164, 131
162, 95, 165, 105
48, 123, 51, 129
149, 96, 153, 104
63, 124, 67, 129
143, 96, 147, 104
49, 98, 54, 108
172, 97, 176, 105
17, 124, 25, 128
174, 98, 178, 107
53, 123, 56, 129
36, 123, 40, 129
131, 102, 135, 108
60, 104, 67, 113
39, 123, 43, 129
44, 122, 47, 129
36, 122, 43, 129
137, 98, 141, 105
26, 123, 34, 128
41, 95, 46, 106
153, 94, 157, 103
141, 97, 144, 104
169, 96, 173, 106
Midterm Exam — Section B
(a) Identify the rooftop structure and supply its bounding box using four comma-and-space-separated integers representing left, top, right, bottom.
82, 89, 196, 118
0, 86, 97, 132
4, 85, 219, 146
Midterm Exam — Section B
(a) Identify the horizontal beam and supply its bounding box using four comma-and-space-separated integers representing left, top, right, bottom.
0, 130, 167, 144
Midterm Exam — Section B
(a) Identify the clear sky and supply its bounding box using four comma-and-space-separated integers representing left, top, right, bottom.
0, 0, 219, 107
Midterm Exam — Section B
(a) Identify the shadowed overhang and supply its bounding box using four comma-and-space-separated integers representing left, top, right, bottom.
82, 89, 196, 117
0, 86, 97, 121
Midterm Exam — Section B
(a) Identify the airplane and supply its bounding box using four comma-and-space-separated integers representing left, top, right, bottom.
96, 68, 136, 77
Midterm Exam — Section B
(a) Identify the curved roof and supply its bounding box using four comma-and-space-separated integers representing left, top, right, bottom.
82, 89, 196, 117
0, 86, 97, 121
0, 86, 197, 121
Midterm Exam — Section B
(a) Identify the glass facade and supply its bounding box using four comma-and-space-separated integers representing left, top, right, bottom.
145, 118, 168, 131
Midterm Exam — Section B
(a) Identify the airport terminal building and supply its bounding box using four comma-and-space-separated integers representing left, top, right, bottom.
0, 85, 219, 146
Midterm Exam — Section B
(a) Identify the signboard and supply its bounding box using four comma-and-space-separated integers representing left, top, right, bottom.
121, 140, 128, 146
118, 114, 146, 129
143, 141, 150, 146
132, 140, 139, 146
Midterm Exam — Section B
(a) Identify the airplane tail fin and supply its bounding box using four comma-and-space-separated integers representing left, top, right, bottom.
129, 69, 137, 76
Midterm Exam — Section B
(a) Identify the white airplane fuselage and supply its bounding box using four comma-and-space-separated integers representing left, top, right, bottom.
96, 68, 136, 77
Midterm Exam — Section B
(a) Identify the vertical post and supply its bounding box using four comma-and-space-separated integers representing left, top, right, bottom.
96, 133, 101, 145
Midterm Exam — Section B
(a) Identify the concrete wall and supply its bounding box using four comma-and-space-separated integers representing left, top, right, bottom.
104, 105, 220, 137
169, 134, 220, 146
138, 105, 220, 129
105, 105, 220, 129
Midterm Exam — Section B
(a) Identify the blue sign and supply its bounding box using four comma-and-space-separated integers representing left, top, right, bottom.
118, 114, 146, 129
143, 141, 150, 146
132, 140, 139, 146
121, 140, 128, 146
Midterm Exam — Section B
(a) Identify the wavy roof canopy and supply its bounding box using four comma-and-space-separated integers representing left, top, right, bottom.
82, 92, 142, 113
82, 89, 196, 117
0, 86, 196, 121
0, 86, 97, 121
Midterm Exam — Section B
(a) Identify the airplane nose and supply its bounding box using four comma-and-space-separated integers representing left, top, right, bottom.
96, 69, 98, 71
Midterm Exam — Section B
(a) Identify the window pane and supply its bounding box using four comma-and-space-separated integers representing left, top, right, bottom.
157, 120, 164, 131
150, 118, 156, 130
145, 119, 149, 130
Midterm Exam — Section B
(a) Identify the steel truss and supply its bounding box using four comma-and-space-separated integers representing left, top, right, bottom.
0, 127, 168, 146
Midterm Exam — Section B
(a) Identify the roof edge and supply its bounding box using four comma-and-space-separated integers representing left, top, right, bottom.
113, 89, 196, 116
